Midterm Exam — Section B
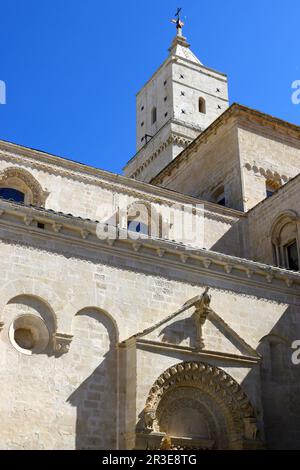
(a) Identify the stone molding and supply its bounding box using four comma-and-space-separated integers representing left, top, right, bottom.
0, 199, 299, 295
137, 339, 260, 365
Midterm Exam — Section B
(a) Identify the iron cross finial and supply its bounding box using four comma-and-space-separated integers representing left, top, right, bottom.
175, 7, 182, 19
171, 7, 184, 36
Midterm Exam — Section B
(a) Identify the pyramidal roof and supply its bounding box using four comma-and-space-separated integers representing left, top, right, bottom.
168, 33, 202, 65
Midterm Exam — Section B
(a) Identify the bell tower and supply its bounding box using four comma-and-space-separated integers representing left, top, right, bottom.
123, 11, 229, 182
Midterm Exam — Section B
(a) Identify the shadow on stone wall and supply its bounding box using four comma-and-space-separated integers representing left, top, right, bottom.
67, 308, 118, 450
241, 305, 300, 449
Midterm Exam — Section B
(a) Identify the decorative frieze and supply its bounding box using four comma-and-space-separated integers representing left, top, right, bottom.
244, 163, 289, 183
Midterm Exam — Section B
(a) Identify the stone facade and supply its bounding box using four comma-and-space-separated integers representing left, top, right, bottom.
0, 28, 300, 450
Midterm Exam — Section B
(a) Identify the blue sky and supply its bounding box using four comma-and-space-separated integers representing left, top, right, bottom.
0, 0, 299, 174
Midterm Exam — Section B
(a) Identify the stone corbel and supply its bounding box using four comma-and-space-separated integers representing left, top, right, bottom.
52, 332, 73, 356
193, 287, 212, 350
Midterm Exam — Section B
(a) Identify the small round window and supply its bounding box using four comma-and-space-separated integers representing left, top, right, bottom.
9, 314, 50, 355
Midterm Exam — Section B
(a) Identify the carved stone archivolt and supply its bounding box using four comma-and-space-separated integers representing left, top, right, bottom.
0, 167, 48, 207
142, 361, 261, 449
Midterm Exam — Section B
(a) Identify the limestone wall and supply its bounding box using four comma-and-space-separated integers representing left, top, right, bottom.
238, 125, 300, 211
156, 120, 244, 211
0, 232, 299, 449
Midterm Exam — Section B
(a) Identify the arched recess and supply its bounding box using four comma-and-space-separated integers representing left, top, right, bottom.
259, 333, 291, 382
270, 210, 300, 270
68, 307, 119, 450
0, 279, 60, 327
0, 167, 48, 206
0, 292, 61, 449
142, 361, 260, 450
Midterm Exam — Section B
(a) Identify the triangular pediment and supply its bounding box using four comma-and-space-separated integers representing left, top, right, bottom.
132, 292, 260, 363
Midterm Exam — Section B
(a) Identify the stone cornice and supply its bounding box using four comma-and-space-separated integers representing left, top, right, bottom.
0, 199, 299, 296
0, 144, 243, 219
129, 134, 192, 180
151, 103, 300, 185
124, 116, 202, 172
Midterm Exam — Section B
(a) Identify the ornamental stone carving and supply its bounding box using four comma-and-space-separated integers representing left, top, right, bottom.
52, 332, 73, 356
144, 405, 156, 431
143, 361, 261, 449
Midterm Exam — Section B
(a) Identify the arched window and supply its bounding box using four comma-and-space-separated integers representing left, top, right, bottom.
198, 97, 206, 114
151, 107, 157, 125
270, 211, 299, 271
0, 167, 47, 207
0, 187, 25, 203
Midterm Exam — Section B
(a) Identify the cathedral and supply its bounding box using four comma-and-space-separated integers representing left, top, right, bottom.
0, 18, 300, 450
